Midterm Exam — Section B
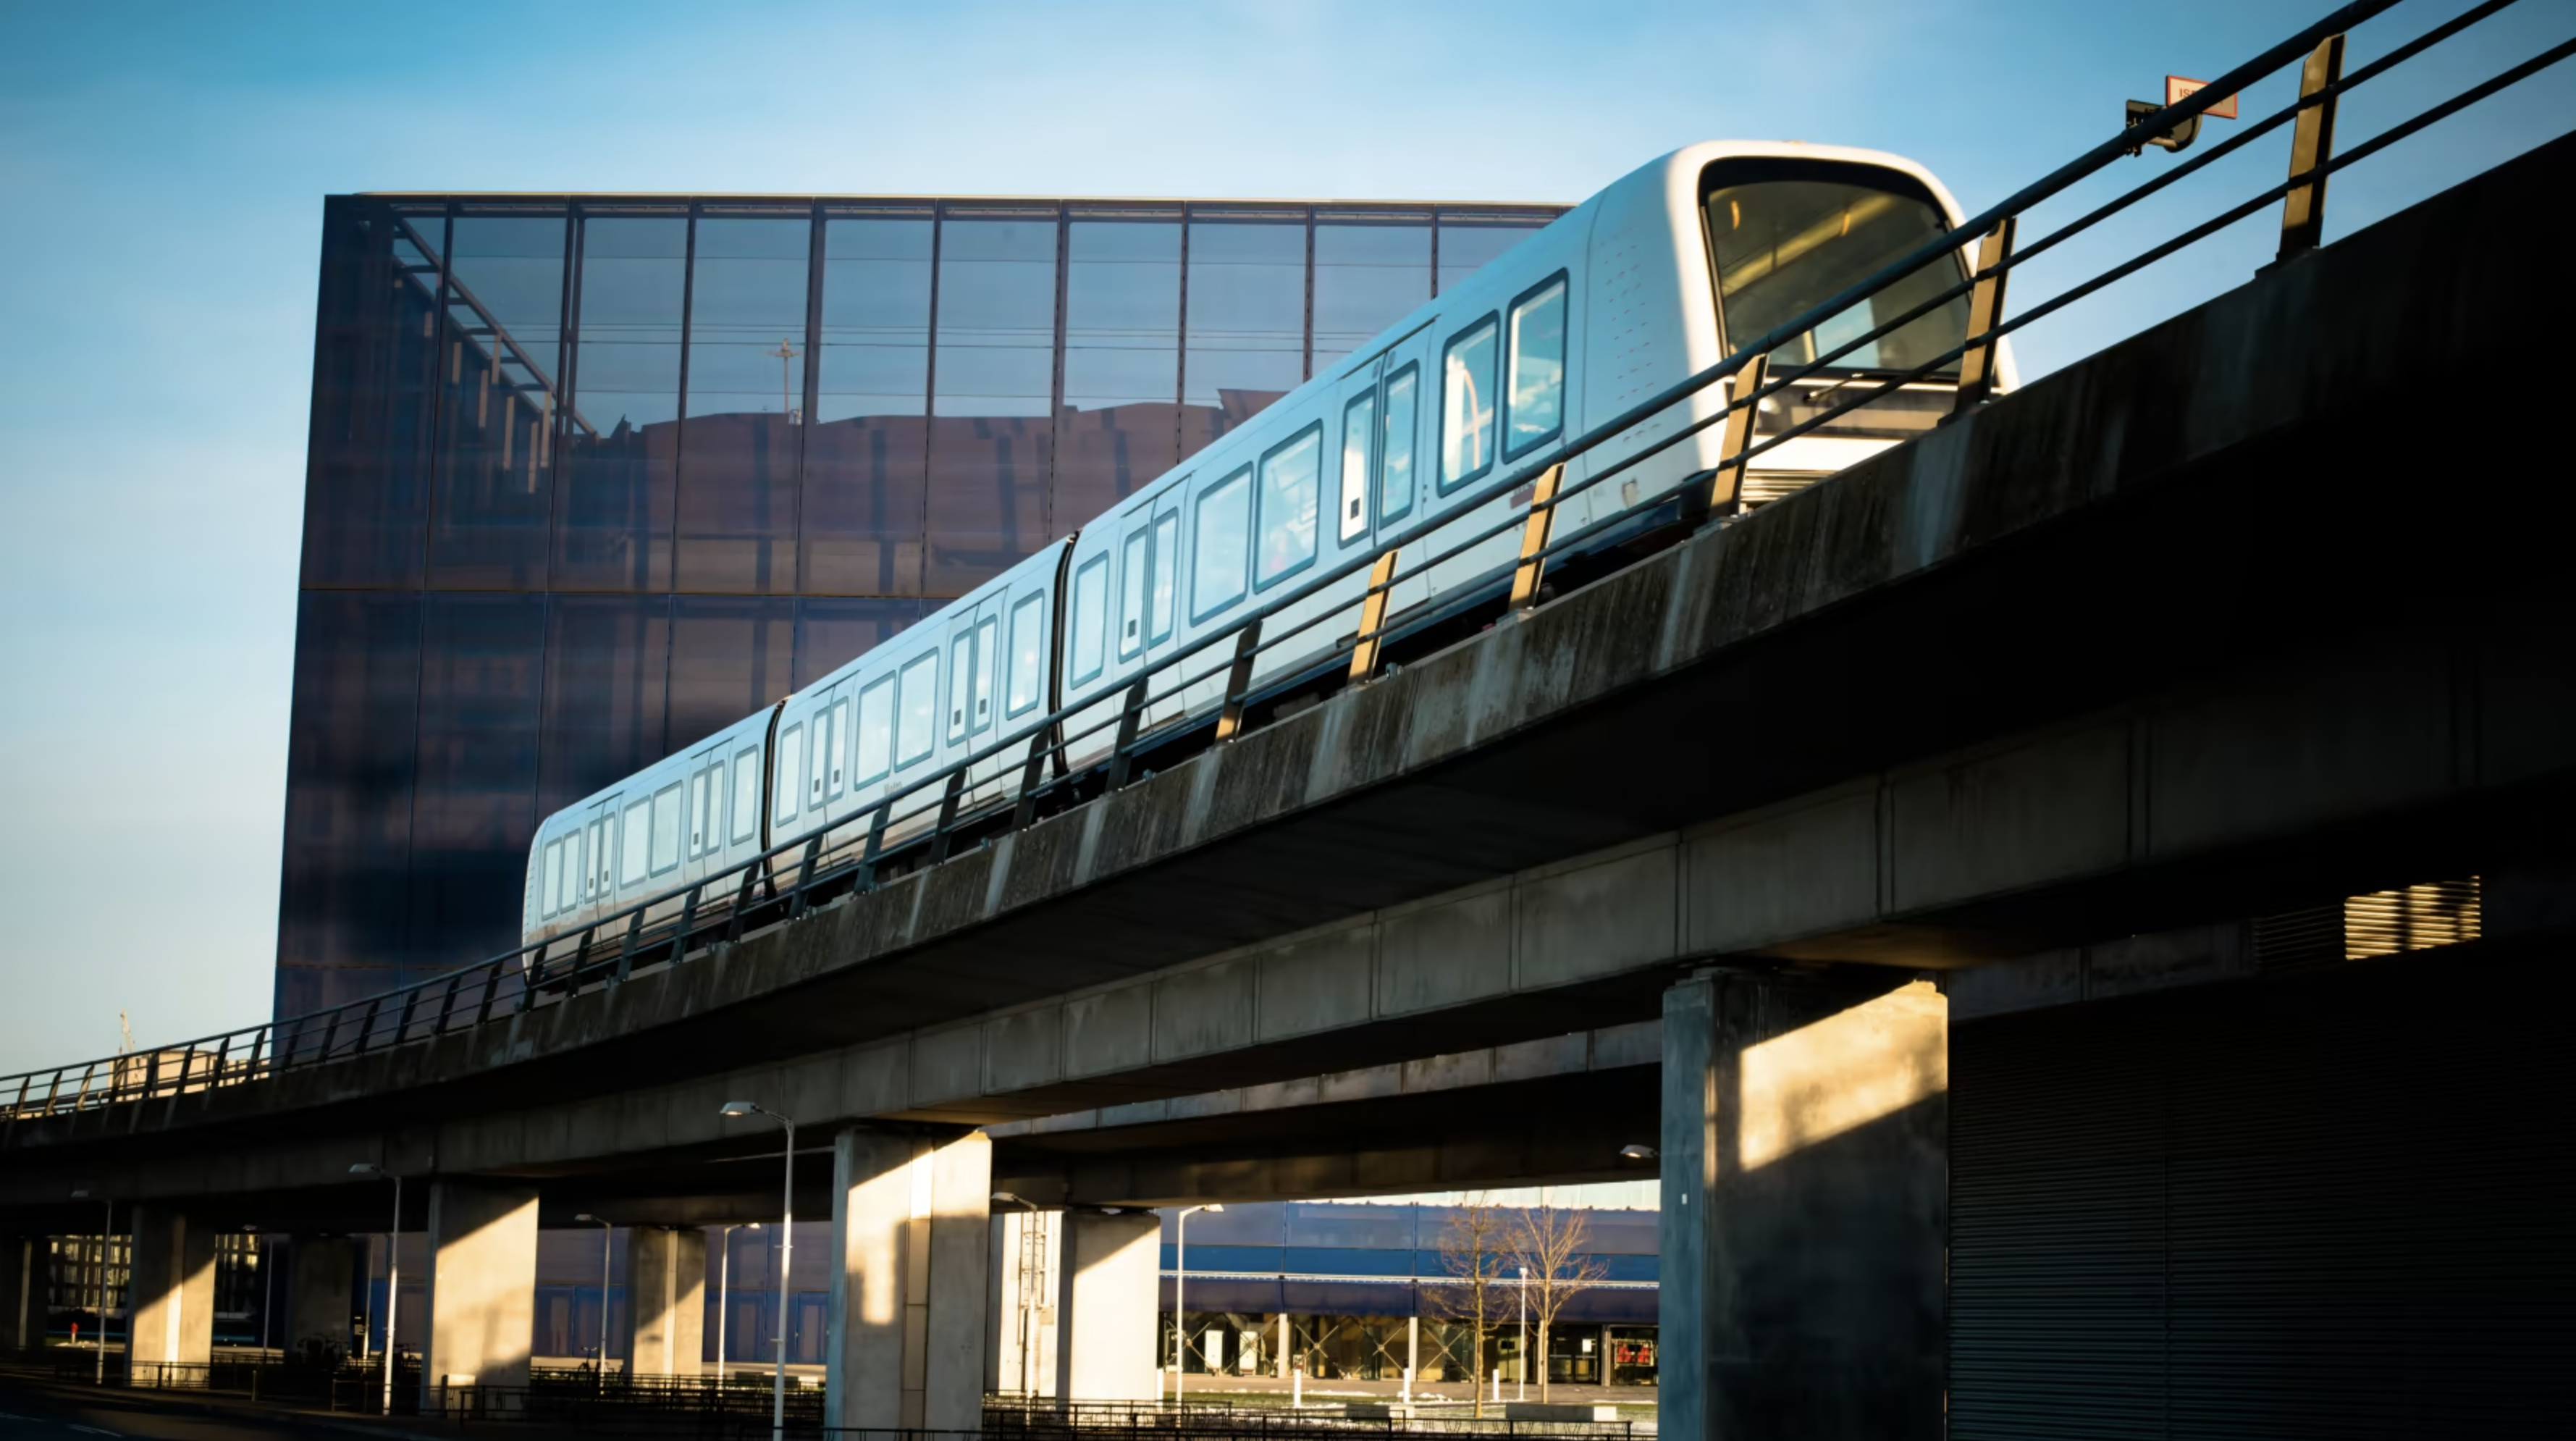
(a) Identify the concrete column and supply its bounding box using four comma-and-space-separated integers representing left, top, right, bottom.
127, 1207, 216, 1378
824, 1130, 992, 1432
623, 1227, 705, 1378
1659, 973, 1947, 1441
0, 1236, 37, 1352
990, 1208, 1059, 1397
422, 1182, 539, 1402
1052, 1209, 1159, 1406
288, 1237, 357, 1360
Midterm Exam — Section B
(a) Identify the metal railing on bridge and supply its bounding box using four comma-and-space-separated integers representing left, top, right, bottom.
3, 0, 2567, 1126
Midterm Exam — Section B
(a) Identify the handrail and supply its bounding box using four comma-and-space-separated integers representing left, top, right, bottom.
4, 0, 2564, 1120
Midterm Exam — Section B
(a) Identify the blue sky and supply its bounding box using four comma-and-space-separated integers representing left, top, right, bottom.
0, 0, 2566, 1072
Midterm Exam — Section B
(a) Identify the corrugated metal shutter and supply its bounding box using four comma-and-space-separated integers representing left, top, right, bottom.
1951, 933, 2574, 1437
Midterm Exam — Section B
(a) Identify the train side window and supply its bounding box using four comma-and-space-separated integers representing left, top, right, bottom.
1192, 466, 1250, 621
973, 616, 998, 730
1439, 315, 1499, 492
1070, 555, 1109, 684
1256, 423, 1323, 589
542, 837, 565, 916
731, 746, 760, 843
1006, 593, 1045, 716
651, 782, 683, 875
830, 700, 850, 794
1380, 364, 1419, 522
1117, 529, 1147, 658
1148, 516, 1177, 642
688, 769, 710, 857
1504, 274, 1568, 458
774, 723, 804, 825
586, 817, 610, 899
810, 705, 835, 806
619, 797, 652, 888
856, 677, 893, 783
948, 630, 974, 743
896, 651, 938, 766
1339, 390, 1376, 542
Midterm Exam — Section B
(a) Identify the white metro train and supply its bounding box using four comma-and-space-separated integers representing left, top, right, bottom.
521, 141, 2016, 951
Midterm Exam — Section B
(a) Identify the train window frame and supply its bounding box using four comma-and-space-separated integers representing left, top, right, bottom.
1069, 553, 1110, 685
1117, 528, 1148, 659
1006, 592, 1045, 716
618, 795, 652, 888
1379, 363, 1420, 524
650, 781, 683, 875
731, 745, 760, 844
774, 722, 804, 825
1502, 272, 1569, 461
687, 766, 711, 858
1191, 465, 1253, 623
855, 676, 894, 784
972, 615, 999, 731
896, 650, 938, 768
542, 836, 565, 917
1147, 515, 1178, 644
1254, 421, 1325, 592
1338, 388, 1376, 543
1438, 314, 1501, 494
947, 629, 974, 744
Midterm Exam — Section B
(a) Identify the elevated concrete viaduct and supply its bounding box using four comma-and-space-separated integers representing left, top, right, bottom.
5, 132, 2572, 1438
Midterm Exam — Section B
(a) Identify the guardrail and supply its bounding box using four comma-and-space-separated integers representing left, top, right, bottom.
3, 0, 2567, 1126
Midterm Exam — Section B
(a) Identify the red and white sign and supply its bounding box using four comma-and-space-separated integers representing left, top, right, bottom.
2166, 75, 2239, 119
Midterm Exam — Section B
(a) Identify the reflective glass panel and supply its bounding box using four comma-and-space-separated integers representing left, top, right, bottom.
1255, 426, 1322, 589
774, 725, 802, 821
896, 652, 938, 765
810, 214, 933, 595
538, 597, 669, 823
930, 213, 1058, 592
652, 782, 683, 873
620, 798, 652, 886
1184, 216, 1304, 455
433, 210, 565, 589
1440, 318, 1499, 490
1504, 276, 1567, 455
731, 747, 761, 842
1059, 218, 1182, 532
856, 677, 893, 783
301, 201, 439, 591
561, 214, 687, 591
1312, 219, 1429, 373
791, 596, 928, 689
1380, 365, 1418, 522
1192, 468, 1250, 620
668, 597, 793, 753
408, 592, 547, 967
1071, 554, 1109, 681
1006, 593, 1045, 715
1339, 391, 1375, 542
1705, 175, 1969, 374
1436, 216, 1548, 295
681, 214, 812, 593
542, 838, 564, 915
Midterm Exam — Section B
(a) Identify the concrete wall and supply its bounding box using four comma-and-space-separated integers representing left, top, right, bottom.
1055, 1209, 1159, 1406
625, 1227, 704, 1377
988, 1209, 1059, 1398
287, 1236, 355, 1358
126, 1206, 216, 1373
424, 1182, 539, 1394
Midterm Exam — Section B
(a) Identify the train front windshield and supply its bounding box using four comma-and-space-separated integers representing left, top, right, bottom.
1706, 170, 1970, 377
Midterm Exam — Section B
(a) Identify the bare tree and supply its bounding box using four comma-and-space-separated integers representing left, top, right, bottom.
1424, 1193, 1510, 1416
1510, 1200, 1609, 1404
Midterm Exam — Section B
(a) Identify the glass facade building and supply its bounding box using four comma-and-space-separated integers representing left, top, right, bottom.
280, 193, 1564, 1016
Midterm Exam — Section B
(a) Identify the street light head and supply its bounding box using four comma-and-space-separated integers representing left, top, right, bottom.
1618, 1143, 1657, 1161
576, 1213, 602, 1224
745, 1222, 762, 1230
718, 1100, 762, 1118
70, 1188, 91, 1200
1205, 1203, 1224, 1213
349, 1163, 383, 1177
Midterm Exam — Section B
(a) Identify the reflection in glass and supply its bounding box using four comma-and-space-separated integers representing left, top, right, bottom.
276, 592, 423, 985
669, 597, 795, 752
1379, 364, 1418, 522
680, 214, 812, 593
809, 214, 933, 596
537, 596, 671, 821
1192, 467, 1250, 620
1058, 217, 1181, 534
1436, 217, 1548, 296
1441, 318, 1498, 490
930, 213, 1058, 592
304, 200, 442, 588
434, 211, 566, 588
1705, 177, 1969, 374
1338, 390, 1375, 542
1504, 277, 1567, 455
1313, 219, 1429, 373
1184, 215, 1305, 457
1255, 426, 1321, 588
407, 593, 547, 968
792, 596, 931, 689
560, 214, 687, 591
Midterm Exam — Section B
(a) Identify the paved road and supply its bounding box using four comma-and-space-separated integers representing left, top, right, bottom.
0, 1382, 368, 1441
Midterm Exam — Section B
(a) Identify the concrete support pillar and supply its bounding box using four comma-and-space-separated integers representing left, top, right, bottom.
989, 1208, 1059, 1397
0, 1236, 37, 1352
824, 1130, 991, 1432
127, 1207, 216, 1379
1053, 1209, 1159, 1406
623, 1227, 705, 1378
422, 1182, 539, 1403
288, 1237, 357, 1360
1659, 973, 1947, 1441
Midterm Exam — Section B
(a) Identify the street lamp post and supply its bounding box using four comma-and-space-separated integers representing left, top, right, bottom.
1517, 1266, 1529, 1403
719, 1101, 796, 1441
574, 1214, 614, 1392
347, 1165, 401, 1413
70, 1190, 110, 1385
1170, 1204, 1222, 1406
716, 1222, 759, 1390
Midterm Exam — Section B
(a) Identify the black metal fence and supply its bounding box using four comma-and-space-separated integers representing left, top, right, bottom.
4, 0, 2569, 1133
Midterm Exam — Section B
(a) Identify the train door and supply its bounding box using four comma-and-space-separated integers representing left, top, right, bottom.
574, 793, 619, 936
1134, 483, 1184, 728
682, 742, 726, 887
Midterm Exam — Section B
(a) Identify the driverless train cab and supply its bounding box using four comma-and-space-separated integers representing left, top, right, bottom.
522, 141, 2011, 956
